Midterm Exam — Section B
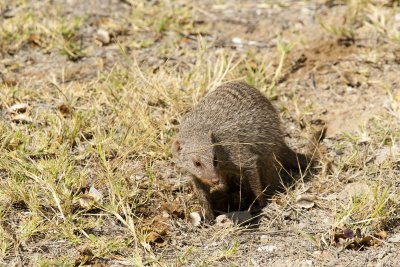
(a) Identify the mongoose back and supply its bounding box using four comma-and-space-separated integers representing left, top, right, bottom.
172, 81, 320, 221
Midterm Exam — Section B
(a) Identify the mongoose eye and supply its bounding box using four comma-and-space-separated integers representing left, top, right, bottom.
213, 155, 218, 167
194, 161, 202, 167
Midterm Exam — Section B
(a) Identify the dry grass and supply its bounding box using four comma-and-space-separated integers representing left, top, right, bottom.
1, 0, 400, 266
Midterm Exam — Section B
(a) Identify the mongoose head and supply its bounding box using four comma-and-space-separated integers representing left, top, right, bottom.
172, 131, 220, 186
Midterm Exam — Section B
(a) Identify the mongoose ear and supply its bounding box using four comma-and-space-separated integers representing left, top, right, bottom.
171, 139, 183, 158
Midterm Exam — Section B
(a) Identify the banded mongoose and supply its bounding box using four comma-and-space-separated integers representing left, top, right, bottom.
172, 81, 323, 221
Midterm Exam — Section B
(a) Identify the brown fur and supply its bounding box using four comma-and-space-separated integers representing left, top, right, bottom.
172, 81, 323, 221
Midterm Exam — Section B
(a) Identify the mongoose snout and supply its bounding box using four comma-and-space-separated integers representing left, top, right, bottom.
172, 81, 323, 222
172, 131, 222, 187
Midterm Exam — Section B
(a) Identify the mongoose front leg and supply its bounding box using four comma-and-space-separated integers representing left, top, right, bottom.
244, 157, 267, 209
191, 176, 214, 221
210, 178, 231, 214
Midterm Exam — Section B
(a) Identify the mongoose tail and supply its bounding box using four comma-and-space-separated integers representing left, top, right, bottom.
279, 126, 327, 172
278, 147, 311, 172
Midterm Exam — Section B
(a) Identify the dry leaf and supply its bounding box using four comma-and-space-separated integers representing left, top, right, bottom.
146, 227, 167, 247
146, 231, 163, 243
88, 186, 103, 203
77, 245, 94, 256
57, 103, 71, 117
78, 186, 102, 208
28, 33, 44, 48
161, 201, 185, 219
11, 114, 32, 124
143, 214, 169, 246
271, 196, 286, 206
75, 245, 95, 266
8, 103, 28, 114
332, 228, 386, 250
342, 71, 361, 87
78, 195, 94, 209
343, 228, 354, 239
374, 231, 387, 240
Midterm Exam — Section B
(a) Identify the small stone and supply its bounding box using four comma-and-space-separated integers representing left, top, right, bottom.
2, 7, 17, 19
295, 194, 316, 209
250, 258, 260, 267
134, 174, 146, 180
388, 233, 400, 243
232, 37, 243, 45
189, 212, 201, 226
257, 245, 277, 252
301, 260, 313, 267
216, 211, 252, 227
260, 235, 269, 243
375, 146, 400, 164
95, 28, 110, 45
215, 214, 234, 227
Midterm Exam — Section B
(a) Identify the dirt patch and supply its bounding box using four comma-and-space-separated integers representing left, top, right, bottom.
282, 37, 392, 137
